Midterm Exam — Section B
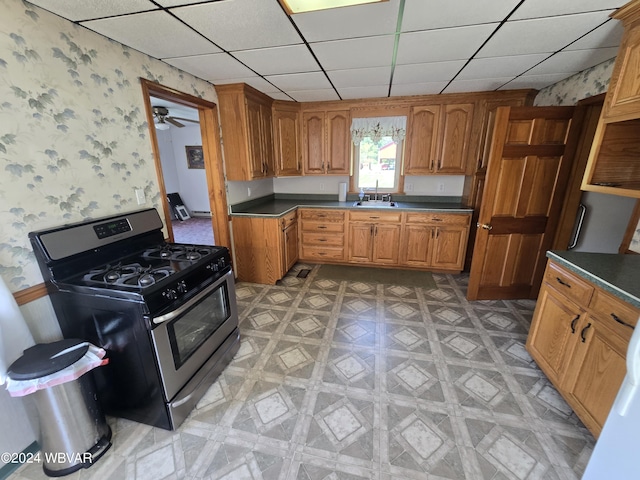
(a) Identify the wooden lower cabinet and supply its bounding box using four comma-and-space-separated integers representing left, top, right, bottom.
231, 210, 297, 284
400, 212, 470, 271
298, 209, 346, 262
347, 211, 402, 265
526, 260, 639, 437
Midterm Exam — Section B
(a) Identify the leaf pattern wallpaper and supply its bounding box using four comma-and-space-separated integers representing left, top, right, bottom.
0, 0, 217, 291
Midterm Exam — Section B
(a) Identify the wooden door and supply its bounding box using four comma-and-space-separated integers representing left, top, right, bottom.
326, 110, 350, 174
438, 103, 474, 174
246, 99, 265, 178
467, 106, 576, 300
372, 224, 401, 264
303, 112, 325, 174
405, 105, 440, 174
430, 226, 468, 270
273, 108, 301, 176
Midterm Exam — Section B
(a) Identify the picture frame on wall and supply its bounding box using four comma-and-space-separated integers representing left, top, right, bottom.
185, 145, 204, 169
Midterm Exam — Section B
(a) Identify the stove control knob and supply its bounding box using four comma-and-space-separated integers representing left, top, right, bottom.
217, 258, 226, 269
176, 281, 187, 293
163, 288, 177, 301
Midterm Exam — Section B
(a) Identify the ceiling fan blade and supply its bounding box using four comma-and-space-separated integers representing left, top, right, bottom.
170, 116, 200, 124
166, 117, 185, 128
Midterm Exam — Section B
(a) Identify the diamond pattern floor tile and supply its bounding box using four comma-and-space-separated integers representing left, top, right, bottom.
10, 264, 596, 480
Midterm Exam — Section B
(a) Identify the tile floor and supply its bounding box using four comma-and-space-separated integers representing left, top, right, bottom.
11, 263, 595, 480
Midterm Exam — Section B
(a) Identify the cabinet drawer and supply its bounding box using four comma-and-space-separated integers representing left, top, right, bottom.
300, 221, 344, 233
544, 262, 594, 305
404, 212, 470, 225
299, 209, 345, 222
348, 211, 402, 223
590, 288, 639, 335
300, 245, 344, 260
301, 232, 344, 246
280, 210, 297, 230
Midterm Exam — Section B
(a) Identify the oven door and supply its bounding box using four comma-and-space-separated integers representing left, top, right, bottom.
149, 269, 238, 401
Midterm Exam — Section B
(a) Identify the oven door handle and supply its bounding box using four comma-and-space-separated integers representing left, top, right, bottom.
152, 272, 228, 325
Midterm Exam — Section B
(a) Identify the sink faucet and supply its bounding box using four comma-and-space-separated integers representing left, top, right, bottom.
374, 179, 378, 201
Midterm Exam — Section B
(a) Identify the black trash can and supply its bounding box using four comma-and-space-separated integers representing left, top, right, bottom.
7, 339, 112, 477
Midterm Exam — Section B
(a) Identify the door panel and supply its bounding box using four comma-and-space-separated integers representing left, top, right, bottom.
468, 106, 576, 300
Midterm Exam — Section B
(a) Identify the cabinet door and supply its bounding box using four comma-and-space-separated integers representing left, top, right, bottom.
274, 108, 301, 176
283, 222, 299, 274
303, 112, 325, 174
326, 110, 351, 175
373, 224, 401, 264
405, 105, 440, 174
400, 224, 432, 267
430, 226, 468, 271
348, 223, 373, 262
563, 315, 629, 436
246, 99, 266, 178
260, 103, 275, 177
606, 26, 640, 119
526, 284, 585, 386
438, 103, 474, 174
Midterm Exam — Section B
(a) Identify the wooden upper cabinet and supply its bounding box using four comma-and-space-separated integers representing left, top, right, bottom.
273, 102, 302, 176
582, 2, 640, 197
216, 84, 274, 181
405, 103, 473, 175
303, 109, 350, 175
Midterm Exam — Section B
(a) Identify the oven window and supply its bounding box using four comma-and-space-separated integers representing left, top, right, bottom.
167, 282, 230, 369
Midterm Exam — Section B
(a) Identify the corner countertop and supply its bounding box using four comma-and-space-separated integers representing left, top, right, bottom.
230, 194, 473, 217
547, 251, 640, 308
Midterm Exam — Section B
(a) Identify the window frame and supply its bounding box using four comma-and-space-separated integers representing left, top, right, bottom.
350, 136, 405, 195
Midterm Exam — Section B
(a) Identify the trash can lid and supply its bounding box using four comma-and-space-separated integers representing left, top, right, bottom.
7, 339, 89, 380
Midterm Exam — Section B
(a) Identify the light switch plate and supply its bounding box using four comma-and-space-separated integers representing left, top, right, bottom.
135, 189, 146, 205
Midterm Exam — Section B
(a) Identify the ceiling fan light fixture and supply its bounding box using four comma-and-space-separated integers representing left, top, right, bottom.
278, 0, 386, 14
155, 120, 170, 131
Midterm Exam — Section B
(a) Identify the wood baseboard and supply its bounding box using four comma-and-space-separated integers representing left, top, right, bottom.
14, 283, 47, 306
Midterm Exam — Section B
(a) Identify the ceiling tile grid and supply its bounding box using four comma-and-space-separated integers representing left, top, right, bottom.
27, 0, 625, 102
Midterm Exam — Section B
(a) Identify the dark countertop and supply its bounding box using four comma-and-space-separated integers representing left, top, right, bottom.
230, 195, 473, 217
547, 251, 640, 308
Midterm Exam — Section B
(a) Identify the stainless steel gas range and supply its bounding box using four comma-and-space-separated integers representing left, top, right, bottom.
29, 208, 240, 430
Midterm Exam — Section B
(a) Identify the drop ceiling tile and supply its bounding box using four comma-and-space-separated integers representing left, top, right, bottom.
396, 24, 497, 65
171, 0, 302, 51
390, 81, 448, 96
266, 72, 332, 91
214, 76, 282, 94
565, 19, 624, 50
511, 0, 621, 20
234, 45, 319, 76
337, 85, 390, 99
310, 35, 395, 70
81, 11, 220, 59
442, 77, 515, 93
27, 0, 155, 21
164, 53, 254, 81
394, 60, 467, 84
402, 0, 520, 31
155, 0, 210, 6
327, 67, 391, 88
291, 0, 400, 42
268, 91, 295, 101
527, 47, 618, 75
288, 89, 340, 102
478, 12, 613, 58
457, 54, 549, 80
501, 73, 571, 90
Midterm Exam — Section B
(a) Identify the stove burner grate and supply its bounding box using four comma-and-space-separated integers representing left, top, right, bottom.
84, 263, 175, 288
144, 244, 213, 262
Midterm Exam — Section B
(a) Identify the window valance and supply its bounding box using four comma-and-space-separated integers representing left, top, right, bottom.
350, 116, 407, 145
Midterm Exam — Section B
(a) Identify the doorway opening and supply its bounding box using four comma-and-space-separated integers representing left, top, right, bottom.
140, 79, 231, 251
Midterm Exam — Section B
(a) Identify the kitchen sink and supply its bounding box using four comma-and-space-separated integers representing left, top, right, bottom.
353, 200, 398, 208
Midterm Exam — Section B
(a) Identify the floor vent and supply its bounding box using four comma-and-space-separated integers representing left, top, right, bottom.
297, 269, 311, 278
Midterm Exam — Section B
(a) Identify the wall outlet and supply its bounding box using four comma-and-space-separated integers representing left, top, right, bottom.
320, 183, 325, 191
437, 183, 445, 193
406, 183, 413, 192
135, 189, 146, 205
247, 187, 252, 197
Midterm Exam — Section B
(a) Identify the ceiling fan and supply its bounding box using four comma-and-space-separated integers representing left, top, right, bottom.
152, 106, 199, 130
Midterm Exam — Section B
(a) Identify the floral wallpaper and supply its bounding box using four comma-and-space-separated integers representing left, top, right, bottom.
0, 0, 217, 292
534, 57, 616, 106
